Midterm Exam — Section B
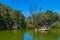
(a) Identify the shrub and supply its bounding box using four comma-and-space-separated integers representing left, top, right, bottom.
26, 24, 35, 29
50, 21, 60, 28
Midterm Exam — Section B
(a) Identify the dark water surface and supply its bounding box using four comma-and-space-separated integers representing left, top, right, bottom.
0, 29, 60, 40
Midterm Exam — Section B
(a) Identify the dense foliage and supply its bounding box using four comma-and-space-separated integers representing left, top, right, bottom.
27, 10, 60, 29
29, 10, 59, 28
0, 3, 26, 30
0, 3, 60, 30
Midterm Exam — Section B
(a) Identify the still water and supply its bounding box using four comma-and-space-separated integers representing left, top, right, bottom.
0, 29, 60, 40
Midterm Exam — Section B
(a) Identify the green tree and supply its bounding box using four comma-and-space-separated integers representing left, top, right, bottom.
0, 3, 26, 30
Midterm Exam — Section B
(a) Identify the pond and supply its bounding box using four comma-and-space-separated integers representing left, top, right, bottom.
0, 29, 60, 40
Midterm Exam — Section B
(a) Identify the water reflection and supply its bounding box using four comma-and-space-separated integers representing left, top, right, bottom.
0, 30, 60, 40
11, 30, 60, 40
24, 32, 32, 40
58, 37, 60, 40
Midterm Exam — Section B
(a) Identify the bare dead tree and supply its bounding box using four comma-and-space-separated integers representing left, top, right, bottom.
29, 4, 37, 27
29, 4, 42, 28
